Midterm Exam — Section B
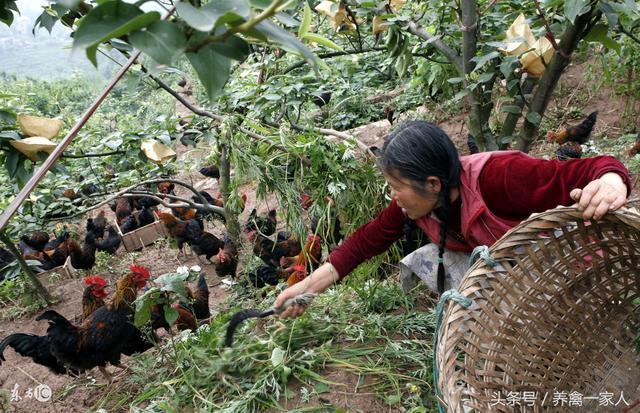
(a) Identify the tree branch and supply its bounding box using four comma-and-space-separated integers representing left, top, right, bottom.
283, 47, 387, 74
49, 178, 226, 221
407, 21, 463, 74
617, 23, 640, 46
61, 150, 126, 159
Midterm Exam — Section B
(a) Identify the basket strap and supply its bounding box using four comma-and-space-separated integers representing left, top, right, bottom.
469, 245, 497, 267
433, 289, 473, 413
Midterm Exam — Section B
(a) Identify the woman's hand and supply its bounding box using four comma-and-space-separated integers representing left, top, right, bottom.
274, 263, 340, 318
570, 172, 628, 220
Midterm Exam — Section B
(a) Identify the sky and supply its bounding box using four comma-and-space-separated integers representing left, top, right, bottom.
0, 1, 166, 79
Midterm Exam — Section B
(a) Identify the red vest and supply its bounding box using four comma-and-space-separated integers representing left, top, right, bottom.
415, 151, 521, 252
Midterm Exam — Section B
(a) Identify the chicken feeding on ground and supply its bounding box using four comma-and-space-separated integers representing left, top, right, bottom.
93, 225, 122, 255
188, 231, 224, 262
547, 111, 598, 160
0, 265, 153, 381
245, 209, 277, 241
252, 233, 302, 268
247, 265, 288, 288
212, 234, 238, 278
199, 164, 220, 179
157, 212, 203, 255
82, 275, 108, 320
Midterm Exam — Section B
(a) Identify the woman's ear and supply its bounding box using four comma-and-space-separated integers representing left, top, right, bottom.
425, 176, 441, 193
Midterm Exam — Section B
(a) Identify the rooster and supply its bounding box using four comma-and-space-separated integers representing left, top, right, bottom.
212, 234, 238, 278
548, 111, 598, 160
281, 235, 323, 286
157, 212, 203, 254
82, 275, 108, 320
0, 265, 152, 381
67, 235, 97, 271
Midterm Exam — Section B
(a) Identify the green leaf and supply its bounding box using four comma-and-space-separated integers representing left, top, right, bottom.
73, 1, 160, 66
526, 111, 542, 125
256, 20, 318, 72
583, 23, 621, 54
187, 44, 231, 101
314, 382, 330, 394
164, 305, 179, 326
34, 7, 61, 34
564, 0, 590, 24
599, 2, 619, 27
275, 12, 299, 27
129, 20, 187, 65
298, 2, 311, 36
302, 33, 343, 51
477, 72, 494, 83
0, 109, 16, 124
176, 0, 249, 32
5, 149, 19, 178
249, 0, 271, 7
213, 35, 250, 61
134, 287, 160, 326
271, 347, 285, 366
501, 105, 522, 114
0, 0, 17, 26
470, 51, 500, 72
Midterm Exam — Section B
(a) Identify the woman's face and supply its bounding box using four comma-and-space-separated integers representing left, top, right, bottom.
384, 172, 440, 219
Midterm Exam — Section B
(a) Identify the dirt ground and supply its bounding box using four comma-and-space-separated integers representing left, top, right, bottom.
1, 59, 639, 413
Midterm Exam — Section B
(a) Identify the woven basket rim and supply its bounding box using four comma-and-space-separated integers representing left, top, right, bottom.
435, 205, 640, 413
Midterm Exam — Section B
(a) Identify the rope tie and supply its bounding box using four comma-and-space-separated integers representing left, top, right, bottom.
469, 245, 498, 267
433, 289, 473, 413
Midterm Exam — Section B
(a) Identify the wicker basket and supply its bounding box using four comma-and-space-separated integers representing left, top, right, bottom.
436, 206, 640, 413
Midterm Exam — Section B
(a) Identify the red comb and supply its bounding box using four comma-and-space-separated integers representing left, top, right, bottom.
129, 264, 150, 279
84, 275, 107, 287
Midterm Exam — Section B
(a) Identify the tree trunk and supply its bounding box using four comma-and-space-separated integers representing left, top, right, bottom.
516, 8, 595, 152
500, 77, 536, 146
461, 0, 486, 148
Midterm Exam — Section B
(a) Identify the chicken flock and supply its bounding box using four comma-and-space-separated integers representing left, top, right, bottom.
0, 163, 340, 384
